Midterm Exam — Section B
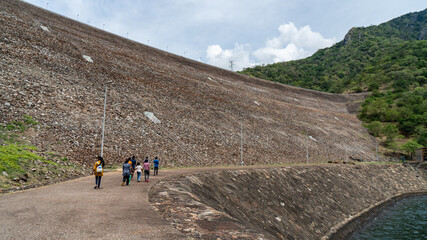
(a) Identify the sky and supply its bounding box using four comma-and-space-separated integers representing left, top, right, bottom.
24, 0, 426, 71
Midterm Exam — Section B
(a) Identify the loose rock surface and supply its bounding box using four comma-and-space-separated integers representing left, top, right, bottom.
1, 0, 374, 168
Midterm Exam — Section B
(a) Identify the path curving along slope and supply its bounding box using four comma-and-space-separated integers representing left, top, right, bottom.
1, 164, 426, 240
0, 170, 189, 240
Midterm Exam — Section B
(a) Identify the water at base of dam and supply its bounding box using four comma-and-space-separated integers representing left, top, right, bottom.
351, 195, 427, 240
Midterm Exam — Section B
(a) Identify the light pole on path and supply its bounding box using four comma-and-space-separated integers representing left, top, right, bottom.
240, 119, 243, 166
100, 81, 112, 157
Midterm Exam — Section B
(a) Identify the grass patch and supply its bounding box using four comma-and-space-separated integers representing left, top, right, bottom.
0, 144, 44, 178
0, 115, 84, 189
155, 162, 330, 171
104, 163, 121, 170
0, 116, 44, 180
357, 161, 401, 165
3, 115, 37, 133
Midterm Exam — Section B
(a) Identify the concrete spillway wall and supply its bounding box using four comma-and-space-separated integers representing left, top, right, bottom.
149, 164, 427, 239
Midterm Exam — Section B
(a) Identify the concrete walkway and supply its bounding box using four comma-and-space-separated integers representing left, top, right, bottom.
0, 169, 190, 240
0, 164, 310, 239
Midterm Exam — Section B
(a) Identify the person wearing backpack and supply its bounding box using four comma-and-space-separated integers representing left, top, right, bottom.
91, 156, 104, 189
122, 159, 131, 186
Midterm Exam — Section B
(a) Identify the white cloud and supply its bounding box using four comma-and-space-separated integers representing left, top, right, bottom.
254, 22, 336, 63
206, 44, 254, 71
206, 22, 336, 71
254, 43, 305, 63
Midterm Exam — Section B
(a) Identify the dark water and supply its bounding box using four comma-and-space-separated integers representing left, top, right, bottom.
351, 195, 427, 240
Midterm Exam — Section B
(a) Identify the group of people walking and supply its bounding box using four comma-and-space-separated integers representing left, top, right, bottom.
91, 155, 160, 189
122, 156, 160, 185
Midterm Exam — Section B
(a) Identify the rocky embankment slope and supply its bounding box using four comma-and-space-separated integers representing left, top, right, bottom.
1, 0, 374, 167
150, 164, 427, 239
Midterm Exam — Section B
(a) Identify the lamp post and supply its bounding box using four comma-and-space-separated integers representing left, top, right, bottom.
306, 132, 309, 164
375, 138, 379, 162
100, 81, 112, 157
240, 119, 243, 166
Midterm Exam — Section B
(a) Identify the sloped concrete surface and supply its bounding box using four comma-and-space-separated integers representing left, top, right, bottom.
150, 164, 427, 239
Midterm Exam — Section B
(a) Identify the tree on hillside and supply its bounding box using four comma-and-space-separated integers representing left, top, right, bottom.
382, 123, 399, 146
366, 121, 382, 137
399, 140, 422, 159
414, 126, 427, 146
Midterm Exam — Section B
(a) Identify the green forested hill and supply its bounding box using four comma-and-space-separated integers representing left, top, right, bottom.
240, 9, 427, 150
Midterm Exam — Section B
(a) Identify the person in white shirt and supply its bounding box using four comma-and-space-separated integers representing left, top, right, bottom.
135, 162, 143, 182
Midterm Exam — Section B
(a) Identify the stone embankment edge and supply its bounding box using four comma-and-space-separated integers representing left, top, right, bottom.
323, 190, 427, 240
0, 174, 86, 194
0, 169, 118, 194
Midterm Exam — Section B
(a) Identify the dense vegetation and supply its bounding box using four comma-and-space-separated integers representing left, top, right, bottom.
240, 9, 427, 153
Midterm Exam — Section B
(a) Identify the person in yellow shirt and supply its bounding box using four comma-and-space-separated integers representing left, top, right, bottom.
127, 157, 134, 185
91, 156, 104, 189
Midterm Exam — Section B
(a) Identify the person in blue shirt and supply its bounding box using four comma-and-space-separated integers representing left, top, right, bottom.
122, 159, 131, 186
153, 156, 160, 176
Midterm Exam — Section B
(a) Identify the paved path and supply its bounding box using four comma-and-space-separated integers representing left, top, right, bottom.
0, 164, 312, 239
0, 169, 193, 240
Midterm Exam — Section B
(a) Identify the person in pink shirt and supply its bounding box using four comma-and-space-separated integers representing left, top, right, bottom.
143, 158, 150, 182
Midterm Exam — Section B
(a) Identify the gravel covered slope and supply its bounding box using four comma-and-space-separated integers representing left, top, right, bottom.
1, 0, 374, 167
